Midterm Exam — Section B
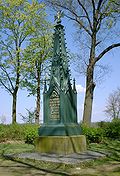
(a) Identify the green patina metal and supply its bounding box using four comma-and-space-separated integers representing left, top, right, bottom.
39, 13, 82, 136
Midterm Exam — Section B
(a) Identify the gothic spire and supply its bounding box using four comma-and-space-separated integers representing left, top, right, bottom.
50, 13, 71, 92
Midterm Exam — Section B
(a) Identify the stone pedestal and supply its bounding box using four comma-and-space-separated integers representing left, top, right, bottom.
35, 135, 86, 155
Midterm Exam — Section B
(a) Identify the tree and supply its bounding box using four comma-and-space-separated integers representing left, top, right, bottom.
0, 0, 49, 123
23, 29, 52, 124
105, 88, 120, 119
46, 0, 120, 125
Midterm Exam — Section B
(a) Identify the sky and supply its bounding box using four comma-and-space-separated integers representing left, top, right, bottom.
0, 9, 120, 124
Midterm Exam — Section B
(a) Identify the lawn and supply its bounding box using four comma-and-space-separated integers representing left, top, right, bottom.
0, 140, 120, 176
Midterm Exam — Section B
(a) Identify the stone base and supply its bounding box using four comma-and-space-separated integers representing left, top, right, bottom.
35, 135, 86, 155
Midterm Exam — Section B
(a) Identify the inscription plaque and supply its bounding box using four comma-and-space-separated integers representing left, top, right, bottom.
50, 91, 60, 119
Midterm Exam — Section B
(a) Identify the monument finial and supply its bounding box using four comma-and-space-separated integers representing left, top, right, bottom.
73, 78, 77, 93
54, 11, 64, 24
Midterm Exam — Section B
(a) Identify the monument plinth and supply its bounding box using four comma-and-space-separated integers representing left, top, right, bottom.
35, 12, 86, 154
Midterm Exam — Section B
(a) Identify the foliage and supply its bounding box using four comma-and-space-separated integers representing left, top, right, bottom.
0, 0, 50, 123
24, 128, 38, 145
0, 120, 120, 146
0, 0, 46, 93
99, 119, 120, 140
82, 119, 120, 143
81, 124, 104, 144
104, 87, 120, 119
22, 18, 53, 97
22, 23, 53, 123
0, 123, 39, 143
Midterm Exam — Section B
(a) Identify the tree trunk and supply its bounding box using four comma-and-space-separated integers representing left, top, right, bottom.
83, 67, 95, 125
35, 61, 41, 124
83, 31, 96, 125
12, 91, 17, 124
12, 44, 20, 124
35, 84, 40, 124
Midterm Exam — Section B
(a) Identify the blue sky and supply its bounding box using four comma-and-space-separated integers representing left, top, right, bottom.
0, 13, 120, 124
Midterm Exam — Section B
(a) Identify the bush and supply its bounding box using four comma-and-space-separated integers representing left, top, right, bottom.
81, 119, 120, 144
24, 127, 39, 145
0, 123, 39, 143
102, 119, 120, 140
81, 124, 104, 144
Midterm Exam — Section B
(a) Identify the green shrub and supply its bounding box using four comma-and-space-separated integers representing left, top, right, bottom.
102, 119, 120, 140
0, 123, 39, 143
81, 124, 103, 144
24, 127, 39, 145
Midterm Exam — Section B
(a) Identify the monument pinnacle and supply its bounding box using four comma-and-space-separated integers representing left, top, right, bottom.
54, 11, 64, 24
50, 12, 71, 93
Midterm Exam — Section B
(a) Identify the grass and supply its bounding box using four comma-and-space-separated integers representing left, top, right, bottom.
0, 142, 34, 156
89, 140, 120, 162
0, 140, 120, 175
0, 122, 120, 175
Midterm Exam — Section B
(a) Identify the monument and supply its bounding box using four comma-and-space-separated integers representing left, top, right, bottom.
35, 12, 86, 154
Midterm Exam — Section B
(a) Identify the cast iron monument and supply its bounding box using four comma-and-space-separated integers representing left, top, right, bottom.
35, 12, 86, 154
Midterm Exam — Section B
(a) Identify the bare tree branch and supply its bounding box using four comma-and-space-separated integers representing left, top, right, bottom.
97, 0, 104, 11
95, 43, 120, 62
104, 87, 120, 119
47, 0, 92, 36
77, 0, 93, 31
65, 13, 92, 36
92, 0, 95, 16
